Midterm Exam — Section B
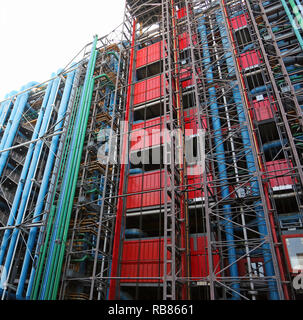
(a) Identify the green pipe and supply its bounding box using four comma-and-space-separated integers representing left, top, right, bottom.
31, 85, 82, 300
50, 62, 99, 299
71, 255, 93, 262
94, 73, 115, 89
289, 0, 303, 32
105, 51, 119, 61
280, 0, 303, 50
30, 205, 56, 299
44, 41, 98, 299
44, 49, 98, 299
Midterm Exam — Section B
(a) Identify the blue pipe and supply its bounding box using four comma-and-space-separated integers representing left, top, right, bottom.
0, 91, 17, 133
0, 82, 38, 176
39, 47, 97, 299
233, 88, 279, 300
198, 16, 240, 299
0, 76, 61, 291
16, 70, 76, 299
295, 0, 303, 17
0, 79, 54, 269
217, 10, 279, 299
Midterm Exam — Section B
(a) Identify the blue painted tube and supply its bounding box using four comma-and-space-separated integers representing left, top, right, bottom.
295, 0, 303, 17
232, 87, 279, 299
0, 77, 61, 291
0, 82, 38, 176
39, 47, 97, 299
198, 17, 240, 299
0, 79, 54, 269
0, 91, 17, 133
217, 9, 279, 300
216, 9, 279, 299
16, 70, 76, 299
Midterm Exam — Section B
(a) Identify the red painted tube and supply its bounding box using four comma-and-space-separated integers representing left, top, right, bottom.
108, 19, 136, 300
222, 1, 289, 299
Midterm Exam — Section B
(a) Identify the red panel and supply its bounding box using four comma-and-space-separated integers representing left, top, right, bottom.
177, 7, 187, 19
130, 116, 170, 151
136, 42, 164, 69
187, 165, 213, 200
133, 75, 164, 106
127, 170, 171, 209
239, 50, 262, 70
190, 235, 221, 279
136, 47, 148, 69
184, 108, 207, 135
265, 160, 294, 189
230, 13, 248, 30
178, 32, 197, 51
121, 235, 220, 283
252, 96, 276, 121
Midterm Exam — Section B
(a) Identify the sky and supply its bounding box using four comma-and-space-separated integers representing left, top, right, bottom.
0, 0, 125, 100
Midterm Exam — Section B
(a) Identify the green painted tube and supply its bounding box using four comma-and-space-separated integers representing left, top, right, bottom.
50, 63, 98, 299
44, 51, 98, 299
30, 205, 56, 299
289, 0, 303, 32
71, 255, 93, 262
44, 41, 98, 299
31, 86, 82, 300
280, 0, 303, 50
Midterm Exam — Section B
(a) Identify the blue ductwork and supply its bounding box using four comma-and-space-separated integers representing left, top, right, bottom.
216, 10, 279, 299
198, 16, 240, 299
0, 91, 17, 133
0, 79, 54, 270
0, 77, 60, 292
0, 82, 38, 177
16, 69, 76, 299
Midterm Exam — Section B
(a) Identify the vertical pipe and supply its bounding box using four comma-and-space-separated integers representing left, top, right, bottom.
15, 69, 76, 299
108, 19, 136, 300
0, 76, 61, 294
0, 80, 53, 269
198, 16, 240, 299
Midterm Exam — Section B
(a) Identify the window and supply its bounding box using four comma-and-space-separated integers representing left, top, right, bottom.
285, 236, 303, 273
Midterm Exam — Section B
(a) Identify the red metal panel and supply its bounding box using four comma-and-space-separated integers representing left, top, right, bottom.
148, 41, 163, 65
239, 50, 262, 70
184, 108, 207, 135
230, 13, 248, 30
136, 42, 164, 69
120, 238, 170, 283
177, 7, 187, 19
266, 159, 294, 189
127, 170, 171, 209
136, 46, 148, 69
121, 235, 220, 283
190, 235, 220, 279
178, 32, 197, 51
133, 75, 164, 106
252, 96, 276, 121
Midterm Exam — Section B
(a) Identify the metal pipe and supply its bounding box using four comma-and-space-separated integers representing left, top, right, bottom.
198, 16, 240, 300
0, 79, 54, 269
16, 69, 76, 299
0, 76, 61, 296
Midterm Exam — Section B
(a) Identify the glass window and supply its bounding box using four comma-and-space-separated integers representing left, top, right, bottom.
285, 237, 303, 272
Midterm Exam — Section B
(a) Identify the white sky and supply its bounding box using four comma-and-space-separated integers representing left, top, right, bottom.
0, 0, 125, 100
